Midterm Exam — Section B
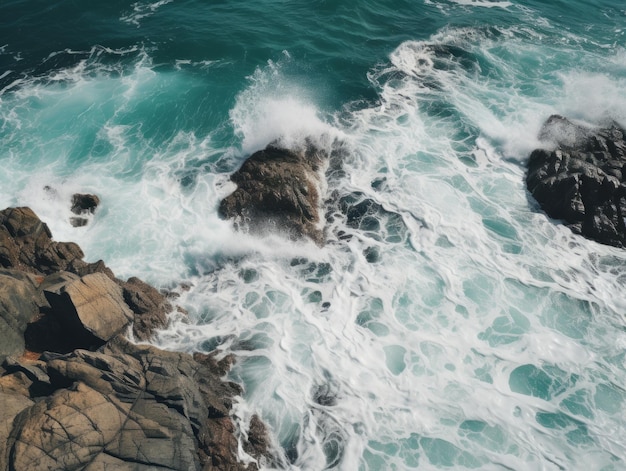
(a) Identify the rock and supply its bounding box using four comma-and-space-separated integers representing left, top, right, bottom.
219, 144, 326, 244
1, 207, 169, 343
526, 115, 626, 247
0, 207, 112, 277
71, 193, 100, 215
43, 272, 134, 344
70, 193, 100, 227
0, 392, 33, 467
0, 270, 46, 363
0, 207, 271, 469
121, 277, 171, 341
0, 336, 266, 471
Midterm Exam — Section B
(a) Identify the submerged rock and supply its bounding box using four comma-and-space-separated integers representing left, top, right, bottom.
219, 144, 326, 244
526, 115, 626, 247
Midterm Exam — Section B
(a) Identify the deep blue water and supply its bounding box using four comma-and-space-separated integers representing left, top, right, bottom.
2, 1, 626, 469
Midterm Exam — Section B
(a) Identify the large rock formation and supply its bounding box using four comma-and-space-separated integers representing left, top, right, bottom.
526, 115, 626, 247
0, 207, 170, 341
219, 144, 326, 244
0, 207, 270, 470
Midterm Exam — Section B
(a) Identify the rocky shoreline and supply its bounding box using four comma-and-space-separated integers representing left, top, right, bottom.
0, 207, 269, 470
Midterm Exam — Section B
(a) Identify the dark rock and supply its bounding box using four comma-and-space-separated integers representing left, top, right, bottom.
70, 192, 99, 227
69, 216, 88, 227
527, 115, 626, 247
219, 144, 326, 244
121, 277, 171, 341
0, 207, 112, 277
71, 193, 100, 215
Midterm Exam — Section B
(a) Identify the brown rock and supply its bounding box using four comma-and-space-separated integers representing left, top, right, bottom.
121, 276, 171, 341
219, 144, 326, 244
0, 207, 112, 276
0, 270, 46, 362
43, 272, 134, 343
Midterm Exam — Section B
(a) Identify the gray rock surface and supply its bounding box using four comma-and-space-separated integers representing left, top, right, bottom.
527, 115, 626, 247
219, 144, 326, 244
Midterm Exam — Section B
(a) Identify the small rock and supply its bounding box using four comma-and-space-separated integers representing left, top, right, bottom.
71, 193, 100, 215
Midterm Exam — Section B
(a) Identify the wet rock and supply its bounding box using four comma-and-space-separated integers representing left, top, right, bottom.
0, 207, 113, 276
121, 277, 171, 341
71, 193, 100, 215
219, 144, 326, 244
0, 207, 272, 470
70, 193, 100, 227
526, 115, 626, 247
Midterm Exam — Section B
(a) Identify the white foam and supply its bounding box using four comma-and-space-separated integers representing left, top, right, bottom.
450, 0, 513, 8
230, 58, 344, 155
3, 18, 626, 471
120, 0, 174, 26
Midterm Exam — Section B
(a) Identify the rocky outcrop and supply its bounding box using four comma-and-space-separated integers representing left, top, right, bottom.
0, 207, 169, 339
526, 115, 626, 247
219, 144, 326, 244
1, 337, 268, 471
0, 207, 112, 277
0, 207, 270, 470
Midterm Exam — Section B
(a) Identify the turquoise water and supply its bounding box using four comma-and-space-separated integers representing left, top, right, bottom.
2, 1, 626, 469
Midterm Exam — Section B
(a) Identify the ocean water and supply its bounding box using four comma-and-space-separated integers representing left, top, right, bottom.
2, 1, 626, 469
